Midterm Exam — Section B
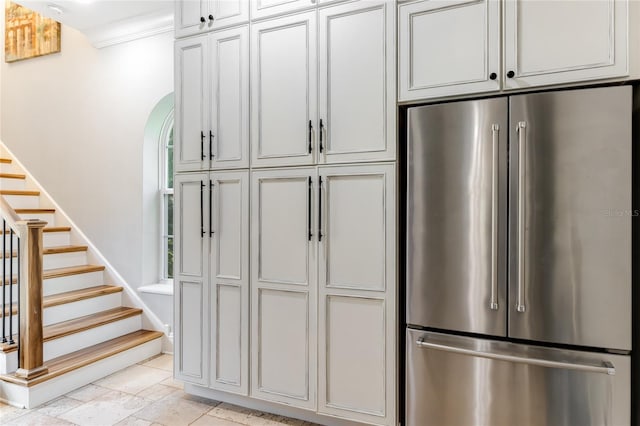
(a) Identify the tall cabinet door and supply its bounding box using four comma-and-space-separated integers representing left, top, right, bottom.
318, 1, 396, 164
250, 168, 317, 410
209, 171, 249, 395
174, 172, 210, 385
210, 27, 249, 169
503, 0, 628, 89
175, 36, 209, 172
317, 164, 396, 425
398, 0, 501, 101
250, 12, 317, 168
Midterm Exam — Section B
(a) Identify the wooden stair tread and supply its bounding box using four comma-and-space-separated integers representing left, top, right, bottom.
44, 264, 105, 279
43, 306, 143, 342
0, 173, 25, 180
43, 227, 71, 233
0, 158, 11, 164
0, 330, 163, 387
14, 208, 55, 214
3, 245, 87, 258
0, 190, 39, 196
1, 285, 122, 317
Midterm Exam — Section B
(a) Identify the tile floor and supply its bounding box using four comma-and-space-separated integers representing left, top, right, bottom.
0, 355, 320, 426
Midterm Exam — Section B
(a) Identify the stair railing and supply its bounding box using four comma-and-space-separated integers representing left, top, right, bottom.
0, 195, 48, 379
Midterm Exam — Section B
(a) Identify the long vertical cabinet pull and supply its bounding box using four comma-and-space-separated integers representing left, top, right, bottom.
516, 121, 527, 313
209, 131, 215, 160
319, 119, 325, 153
201, 131, 206, 160
209, 180, 214, 237
318, 176, 323, 241
490, 124, 499, 311
308, 120, 313, 154
200, 181, 205, 238
308, 177, 313, 241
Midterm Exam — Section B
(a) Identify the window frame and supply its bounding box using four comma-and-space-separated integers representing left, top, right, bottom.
159, 110, 175, 282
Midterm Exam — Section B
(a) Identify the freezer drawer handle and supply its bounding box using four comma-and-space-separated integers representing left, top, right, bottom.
490, 123, 500, 311
516, 121, 527, 313
415, 339, 616, 376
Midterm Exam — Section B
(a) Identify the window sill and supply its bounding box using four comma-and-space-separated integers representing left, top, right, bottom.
138, 282, 173, 296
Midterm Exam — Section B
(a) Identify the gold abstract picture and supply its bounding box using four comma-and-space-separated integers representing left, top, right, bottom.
5, 1, 60, 63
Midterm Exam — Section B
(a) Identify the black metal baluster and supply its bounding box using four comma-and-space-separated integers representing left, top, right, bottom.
2, 220, 6, 344
9, 229, 13, 344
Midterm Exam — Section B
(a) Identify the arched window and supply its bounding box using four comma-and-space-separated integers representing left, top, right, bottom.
159, 112, 174, 280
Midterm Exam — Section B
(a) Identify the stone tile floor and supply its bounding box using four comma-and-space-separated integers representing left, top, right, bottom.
0, 355, 320, 426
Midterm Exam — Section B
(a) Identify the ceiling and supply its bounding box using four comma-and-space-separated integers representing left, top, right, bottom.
14, 0, 174, 48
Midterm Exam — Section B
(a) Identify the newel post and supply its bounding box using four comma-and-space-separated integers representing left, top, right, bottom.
14, 219, 48, 380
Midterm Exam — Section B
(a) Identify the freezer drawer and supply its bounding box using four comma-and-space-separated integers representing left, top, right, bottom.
406, 329, 630, 426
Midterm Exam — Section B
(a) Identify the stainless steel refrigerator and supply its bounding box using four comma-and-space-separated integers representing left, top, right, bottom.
405, 86, 633, 426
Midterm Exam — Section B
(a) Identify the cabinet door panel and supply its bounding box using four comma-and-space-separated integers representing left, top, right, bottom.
211, 27, 249, 169
212, 0, 249, 29
319, 1, 395, 163
251, 13, 317, 167
398, 0, 500, 101
325, 295, 386, 415
175, 173, 208, 277
176, 0, 208, 38
504, 0, 628, 89
175, 279, 208, 385
256, 289, 310, 400
253, 172, 313, 286
175, 37, 208, 172
250, 0, 315, 21
210, 171, 249, 394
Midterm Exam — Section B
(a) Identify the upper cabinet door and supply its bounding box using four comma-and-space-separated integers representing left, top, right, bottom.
250, 12, 317, 168
504, 0, 628, 90
250, 0, 315, 21
175, 36, 209, 172
318, 1, 396, 164
398, 0, 501, 101
176, 0, 249, 38
210, 27, 249, 169
176, 0, 209, 38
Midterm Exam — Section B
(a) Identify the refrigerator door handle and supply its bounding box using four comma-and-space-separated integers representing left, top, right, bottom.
516, 121, 527, 313
490, 124, 500, 311
415, 338, 616, 376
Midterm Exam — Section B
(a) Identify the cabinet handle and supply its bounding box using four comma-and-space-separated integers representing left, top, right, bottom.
208, 14, 214, 21
489, 72, 497, 80
200, 181, 205, 238
318, 176, 323, 241
516, 121, 527, 313
490, 124, 499, 311
209, 131, 215, 160
319, 119, 324, 153
507, 70, 515, 78
201, 131, 206, 160
200, 16, 205, 23
308, 177, 313, 241
308, 120, 313, 154
209, 180, 214, 237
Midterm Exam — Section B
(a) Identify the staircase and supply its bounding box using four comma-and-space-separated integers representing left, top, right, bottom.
0, 153, 164, 408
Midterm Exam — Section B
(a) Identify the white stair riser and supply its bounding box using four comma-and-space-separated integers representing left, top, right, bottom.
44, 314, 142, 361
17, 213, 55, 226
0, 162, 20, 174
44, 271, 105, 296
0, 337, 162, 408
4, 250, 87, 271
0, 292, 123, 331
44, 232, 71, 247
0, 284, 17, 304
2, 195, 39, 209
0, 178, 26, 191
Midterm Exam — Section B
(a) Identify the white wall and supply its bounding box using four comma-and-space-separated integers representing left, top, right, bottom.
1, 24, 174, 289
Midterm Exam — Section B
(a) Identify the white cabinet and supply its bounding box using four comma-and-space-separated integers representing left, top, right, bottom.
175, 27, 249, 172
251, 2, 396, 168
176, 0, 249, 38
398, 0, 500, 101
503, 0, 628, 89
250, 12, 317, 168
174, 171, 250, 394
250, 168, 317, 409
250, 0, 315, 21
399, 0, 630, 101
318, 1, 396, 164
317, 164, 396, 425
